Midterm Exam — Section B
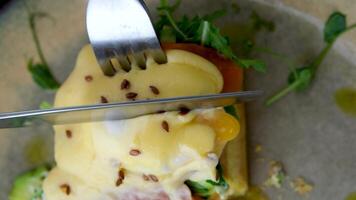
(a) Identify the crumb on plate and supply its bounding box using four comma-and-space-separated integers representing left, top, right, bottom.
255, 144, 262, 153
264, 161, 285, 188
290, 177, 313, 196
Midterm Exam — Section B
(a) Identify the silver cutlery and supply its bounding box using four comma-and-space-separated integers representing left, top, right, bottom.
87, 0, 167, 76
0, 91, 262, 129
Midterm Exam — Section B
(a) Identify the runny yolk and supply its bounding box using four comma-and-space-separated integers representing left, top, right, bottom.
196, 110, 240, 142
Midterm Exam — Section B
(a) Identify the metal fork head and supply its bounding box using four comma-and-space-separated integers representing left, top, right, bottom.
86, 0, 167, 76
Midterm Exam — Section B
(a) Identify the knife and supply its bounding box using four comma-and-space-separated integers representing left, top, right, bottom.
0, 91, 262, 129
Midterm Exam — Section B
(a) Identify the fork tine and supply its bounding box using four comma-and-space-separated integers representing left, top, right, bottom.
117, 56, 131, 72
150, 49, 167, 64
93, 56, 116, 76
101, 60, 116, 76
87, 0, 167, 75
93, 47, 116, 76
133, 52, 146, 69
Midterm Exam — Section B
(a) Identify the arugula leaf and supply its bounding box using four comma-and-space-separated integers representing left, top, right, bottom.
159, 26, 177, 43
324, 12, 346, 43
194, 21, 266, 71
238, 59, 266, 72
266, 11, 356, 106
157, 0, 181, 13
224, 105, 240, 120
202, 9, 227, 22
155, 0, 266, 72
26, 9, 60, 90
156, 0, 189, 40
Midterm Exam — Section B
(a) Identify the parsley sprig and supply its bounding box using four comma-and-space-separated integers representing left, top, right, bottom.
156, 0, 266, 72
25, 4, 60, 90
266, 12, 356, 106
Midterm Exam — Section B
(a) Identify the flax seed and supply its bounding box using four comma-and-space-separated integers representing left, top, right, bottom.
59, 184, 71, 195
161, 121, 169, 132
143, 174, 150, 181
149, 86, 160, 95
149, 174, 159, 182
129, 149, 141, 156
84, 75, 93, 82
65, 130, 72, 139
156, 110, 166, 114
101, 96, 109, 103
126, 92, 138, 100
179, 106, 190, 115
121, 79, 130, 90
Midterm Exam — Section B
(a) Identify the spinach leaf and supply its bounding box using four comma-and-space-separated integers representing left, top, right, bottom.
185, 163, 229, 199
185, 180, 215, 198
207, 163, 228, 189
224, 105, 240, 120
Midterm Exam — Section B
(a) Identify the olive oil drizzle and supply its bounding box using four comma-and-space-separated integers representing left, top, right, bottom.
334, 87, 356, 117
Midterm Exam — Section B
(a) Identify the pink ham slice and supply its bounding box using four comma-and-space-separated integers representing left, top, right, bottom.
107, 185, 192, 200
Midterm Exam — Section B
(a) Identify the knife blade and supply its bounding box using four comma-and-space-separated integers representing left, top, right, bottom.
0, 91, 262, 129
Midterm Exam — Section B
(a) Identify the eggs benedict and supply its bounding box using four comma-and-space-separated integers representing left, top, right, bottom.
40, 43, 246, 200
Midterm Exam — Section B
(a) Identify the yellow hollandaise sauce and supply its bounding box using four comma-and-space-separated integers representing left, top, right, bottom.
43, 45, 240, 200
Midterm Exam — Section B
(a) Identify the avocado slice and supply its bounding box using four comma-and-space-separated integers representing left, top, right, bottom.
9, 165, 50, 200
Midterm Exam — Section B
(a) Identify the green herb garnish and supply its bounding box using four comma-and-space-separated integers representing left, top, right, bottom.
156, 0, 266, 72
266, 11, 356, 106
221, 11, 275, 58
39, 101, 53, 109
25, 7, 60, 90
185, 180, 216, 198
206, 163, 229, 189
185, 163, 229, 198
224, 105, 240, 120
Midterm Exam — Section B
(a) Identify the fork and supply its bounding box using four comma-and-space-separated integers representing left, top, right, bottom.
86, 0, 167, 76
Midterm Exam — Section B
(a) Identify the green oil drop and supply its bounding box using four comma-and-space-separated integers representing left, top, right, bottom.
334, 87, 356, 117
346, 192, 356, 200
